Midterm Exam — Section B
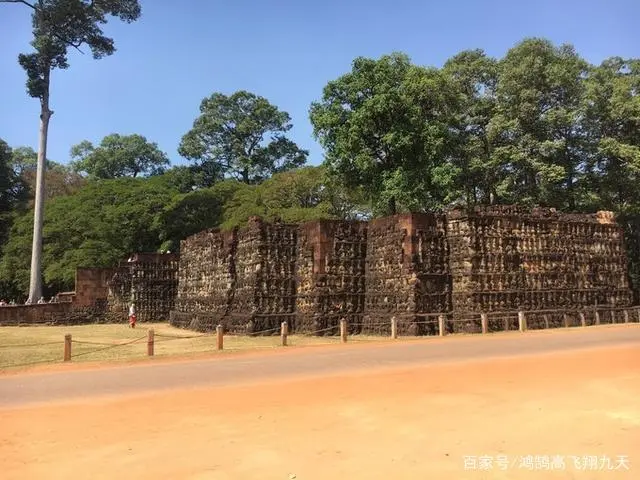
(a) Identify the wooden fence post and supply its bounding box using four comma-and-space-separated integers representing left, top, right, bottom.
563, 313, 569, 328
579, 312, 586, 327
64, 334, 71, 362
480, 313, 488, 334
595, 310, 601, 325
624, 309, 630, 324
438, 315, 445, 337
636, 308, 640, 323
391, 316, 397, 339
340, 318, 347, 343
147, 329, 154, 356
281, 321, 288, 346
518, 311, 526, 332
216, 324, 224, 350
543, 314, 549, 329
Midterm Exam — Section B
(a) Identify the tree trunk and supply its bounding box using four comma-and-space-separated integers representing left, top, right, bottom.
27, 69, 51, 303
388, 196, 397, 215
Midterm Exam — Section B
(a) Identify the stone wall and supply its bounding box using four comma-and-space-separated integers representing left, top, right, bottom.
231, 217, 298, 333
74, 267, 114, 307
170, 229, 237, 331
0, 302, 110, 326
0, 254, 179, 326
363, 214, 451, 335
170, 218, 299, 333
448, 206, 632, 319
170, 207, 633, 334
296, 220, 367, 335
107, 253, 179, 322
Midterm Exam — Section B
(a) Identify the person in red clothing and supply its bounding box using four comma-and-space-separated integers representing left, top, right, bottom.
128, 303, 137, 328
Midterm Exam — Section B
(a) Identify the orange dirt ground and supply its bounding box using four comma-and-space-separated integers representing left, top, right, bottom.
1, 345, 639, 479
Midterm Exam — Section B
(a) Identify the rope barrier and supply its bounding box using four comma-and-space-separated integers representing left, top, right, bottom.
70, 335, 147, 359
297, 325, 341, 336
154, 333, 206, 340
71, 339, 128, 346
2, 305, 637, 369
245, 326, 281, 335
0, 341, 63, 349
153, 335, 208, 344
348, 322, 392, 328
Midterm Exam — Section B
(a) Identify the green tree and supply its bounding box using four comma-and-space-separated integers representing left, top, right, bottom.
583, 57, 640, 213
443, 49, 499, 205
70, 133, 170, 179
3, 0, 141, 302
220, 166, 368, 229
309, 53, 460, 215
154, 165, 207, 193
0, 140, 28, 245
155, 179, 243, 252
489, 38, 589, 209
0, 177, 176, 294
179, 90, 308, 186
9, 146, 85, 206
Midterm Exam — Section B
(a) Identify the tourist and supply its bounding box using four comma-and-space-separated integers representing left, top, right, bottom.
0, 299, 6, 306
128, 303, 137, 328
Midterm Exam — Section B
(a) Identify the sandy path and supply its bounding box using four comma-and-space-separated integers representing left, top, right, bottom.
1, 341, 639, 479
1, 324, 639, 407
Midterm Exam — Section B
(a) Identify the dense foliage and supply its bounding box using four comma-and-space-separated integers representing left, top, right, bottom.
310, 38, 640, 216
70, 134, 170, 179
1, 37, 639, 298
179, 90, 309, 186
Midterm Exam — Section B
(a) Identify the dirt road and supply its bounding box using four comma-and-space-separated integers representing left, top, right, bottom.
1, 325, 639, 479
1, 324, 639, 407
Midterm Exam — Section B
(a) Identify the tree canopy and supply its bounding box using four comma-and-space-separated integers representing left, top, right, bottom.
70, 133, 170, 179
310, 53, 462, 215
179, 90, 309, 186
310, 39, 640, 216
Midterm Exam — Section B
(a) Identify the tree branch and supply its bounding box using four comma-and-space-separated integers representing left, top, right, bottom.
0, 0, 36, 8
1, 0, 85, 54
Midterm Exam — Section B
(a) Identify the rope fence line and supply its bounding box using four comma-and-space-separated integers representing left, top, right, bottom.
298, 326, 340, 336
2, 305, 639, 369
412, 319, 439, 325
154, 333, 206, 340
71, 339, 130, 347
70, 335, 147, 359
0, 340, 63, 349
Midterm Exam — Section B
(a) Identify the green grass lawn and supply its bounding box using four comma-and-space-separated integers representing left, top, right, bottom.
0, 323, 390, 371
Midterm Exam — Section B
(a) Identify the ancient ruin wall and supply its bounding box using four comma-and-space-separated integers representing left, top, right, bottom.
171, 218, 299, 333
448, 206, 632, 329
74, 268, 114, 307
364, 214, 451, 335
229, 217, 298, 333
107, 253, 179, 322
170, 207, 633, 335
295, 220, 367, 335
169, 229, 237, 331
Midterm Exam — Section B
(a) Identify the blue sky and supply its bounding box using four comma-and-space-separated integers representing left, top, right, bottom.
1, 0, 639, 167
